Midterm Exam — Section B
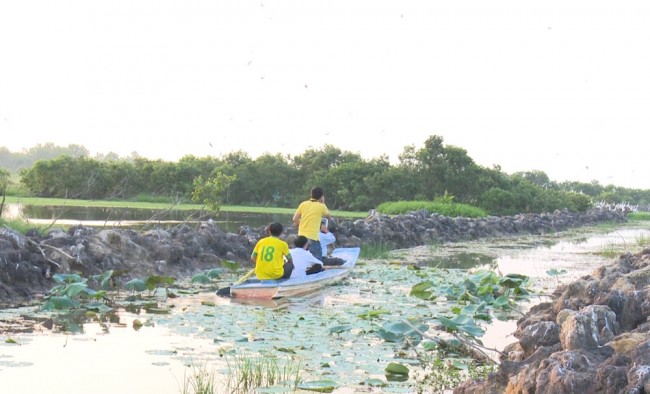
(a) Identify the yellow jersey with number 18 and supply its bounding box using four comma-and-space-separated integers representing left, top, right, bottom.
252, 236, 290, 280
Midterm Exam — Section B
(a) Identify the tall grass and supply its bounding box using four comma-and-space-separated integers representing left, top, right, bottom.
360, 241, 394, 259
181, 363, 219, 394
180, 352, 302, 394
597, 243, 621, 259
636, 234, 650, 248
0, 218, 40, 235
224, 351, 302, 393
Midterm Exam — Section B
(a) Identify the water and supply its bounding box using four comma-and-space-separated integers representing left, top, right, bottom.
2, 203, 293, 233
1, 220, 649, 393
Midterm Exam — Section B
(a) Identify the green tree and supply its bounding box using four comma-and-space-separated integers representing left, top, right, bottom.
192, 172, 237, 213
292, 145, 364, 203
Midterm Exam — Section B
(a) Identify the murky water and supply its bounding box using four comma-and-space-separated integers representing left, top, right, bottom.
1, 223, 649, 394
2, 203, 293, 233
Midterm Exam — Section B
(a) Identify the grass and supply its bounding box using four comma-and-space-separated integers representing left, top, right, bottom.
224, 352, 302, 393
360, 241, 394, 259
629, 212, 650, 221
597, 243, 622, 259
597, 232, 650, 257
636, 234, 650, 248
3, 195, 367, 219
377, 200, 487, 218
0, 218, 40, 234
181, 363, 219, 394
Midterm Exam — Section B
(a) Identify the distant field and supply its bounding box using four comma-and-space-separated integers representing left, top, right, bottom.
3, 196, 368, 219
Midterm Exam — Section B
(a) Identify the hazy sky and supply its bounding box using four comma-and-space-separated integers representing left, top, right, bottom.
1, 1, 648, 189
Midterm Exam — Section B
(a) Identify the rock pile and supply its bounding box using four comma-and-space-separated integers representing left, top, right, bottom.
0, 208, 626, 308
455, 248, 650, 393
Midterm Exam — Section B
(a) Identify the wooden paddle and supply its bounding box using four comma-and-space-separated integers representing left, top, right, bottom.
216, 268, 256, 297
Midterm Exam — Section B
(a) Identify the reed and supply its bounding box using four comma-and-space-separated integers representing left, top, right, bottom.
180, 363, 218, 394
224, 351, 302, 393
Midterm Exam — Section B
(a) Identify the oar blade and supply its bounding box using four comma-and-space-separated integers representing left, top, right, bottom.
216, 268, 255, 298
216, 286, 231, 297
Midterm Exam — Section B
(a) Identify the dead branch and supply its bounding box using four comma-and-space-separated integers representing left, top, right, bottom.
402, 319, 504, 365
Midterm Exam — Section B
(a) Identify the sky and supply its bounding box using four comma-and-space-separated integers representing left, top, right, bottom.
1, 1, 649, 189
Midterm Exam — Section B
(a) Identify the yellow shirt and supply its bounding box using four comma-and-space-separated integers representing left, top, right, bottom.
252, 236, 290, 280
295, 199, 329, 241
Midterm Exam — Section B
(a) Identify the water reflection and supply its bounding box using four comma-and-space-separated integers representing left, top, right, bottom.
3, 203, 293, 233
421, 252, 497, 270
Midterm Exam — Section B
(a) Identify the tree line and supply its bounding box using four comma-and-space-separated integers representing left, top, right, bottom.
3, 136, 649, 215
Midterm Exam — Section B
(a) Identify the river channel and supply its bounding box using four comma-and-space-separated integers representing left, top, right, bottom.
1, 221, 649, 394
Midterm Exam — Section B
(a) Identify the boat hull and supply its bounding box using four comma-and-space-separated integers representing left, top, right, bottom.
230, 247, 360, 299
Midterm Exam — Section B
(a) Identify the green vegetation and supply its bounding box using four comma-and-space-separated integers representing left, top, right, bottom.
629, 212, 650, 221
3, 135, 649, 215
191, 171, 237, 213
597, 243, 621, 259
377, 199, 487, 218
40, 270, 179, 312
360, 241, 395, 259
419, 358, 496, 393
41, 272, 113, 312
181, 363, 218, 394
636, 234, 650, 248
0, 218, 36, 234
223, 351, 302, 393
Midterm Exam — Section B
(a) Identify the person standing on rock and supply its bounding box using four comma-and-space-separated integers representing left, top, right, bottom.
292, 187, 332, 261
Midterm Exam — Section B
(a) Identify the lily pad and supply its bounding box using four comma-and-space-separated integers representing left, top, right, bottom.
377, 320, 428, 345
297, 379, 337, 392
385, 362, 409, 375
328, 325, 351, 335
362, 378, 386, 387
124, 279, 147, 292
191, 274, 212, 284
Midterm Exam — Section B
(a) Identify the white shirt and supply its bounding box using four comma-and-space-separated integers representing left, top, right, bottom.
319, 231, 335, 257
289, 247, 323, 278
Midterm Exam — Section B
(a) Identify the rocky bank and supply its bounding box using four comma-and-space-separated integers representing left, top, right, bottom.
0, 208, 625, 308
455, 247, 650, 394
6, 207, 650, 392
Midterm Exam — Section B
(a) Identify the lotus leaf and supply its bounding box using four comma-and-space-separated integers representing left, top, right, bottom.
124, 279, 147, 292
297, 379, 337, 392
363, 378, 386, 387
377, 320, 427, 345
385, 362, 409, 375
191, 273, 212, 284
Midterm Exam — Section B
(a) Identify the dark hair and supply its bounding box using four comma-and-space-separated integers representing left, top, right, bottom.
311, 187, 324, 200
294, 235, 309, 248
268, 222, 283, 236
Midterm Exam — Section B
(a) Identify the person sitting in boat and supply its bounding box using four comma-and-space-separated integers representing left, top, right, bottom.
251, 222, 294, 280
319, 219, 346, 266
289, 235, 324, 278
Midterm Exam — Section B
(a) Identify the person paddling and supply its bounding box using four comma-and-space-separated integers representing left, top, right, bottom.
251, 222, 294, 280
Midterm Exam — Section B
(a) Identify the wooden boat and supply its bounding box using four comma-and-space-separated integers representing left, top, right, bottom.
230, 247, 360, 299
